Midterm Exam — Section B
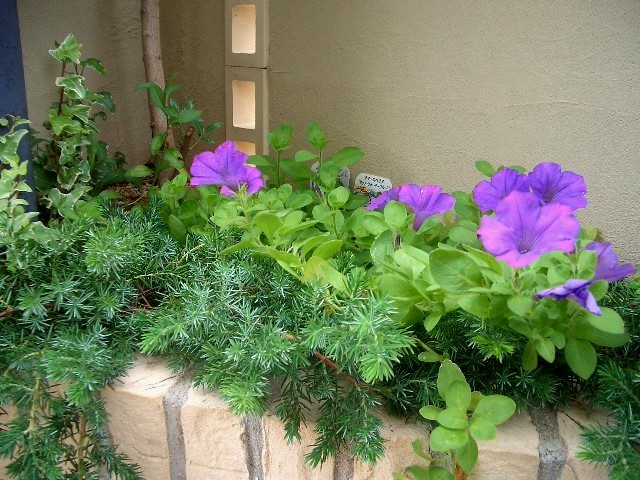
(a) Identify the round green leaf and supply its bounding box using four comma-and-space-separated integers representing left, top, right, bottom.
585, 308, 625, 334
437, 407, 469, 429
471, 395, 516, 426
327, 186, 350, 208
522, 339, 538, 371
429, 426, 469, 452
455, 437, 478, 474
429, 250, 484, 295
437, 360, 467, 401
469, 417, 497, 441
458, 294, 490, 319
384, 201, 408, 230
445, 380, 471, 411
419, 405, 443, 421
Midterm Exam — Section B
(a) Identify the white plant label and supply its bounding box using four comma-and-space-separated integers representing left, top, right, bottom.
310, 162, 351, 188
354, 173, 392, 198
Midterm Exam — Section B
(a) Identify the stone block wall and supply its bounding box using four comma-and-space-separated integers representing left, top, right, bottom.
0, 356, 611, 479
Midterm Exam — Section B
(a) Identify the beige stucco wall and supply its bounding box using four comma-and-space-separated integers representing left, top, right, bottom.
160, 0, 227, 152
17, 0, 151, 164
269, 0, 640, 262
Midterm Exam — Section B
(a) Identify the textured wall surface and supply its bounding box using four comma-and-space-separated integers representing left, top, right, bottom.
269, 0, 640, 262
17, 0, 151, 165
160, 0, 227, 153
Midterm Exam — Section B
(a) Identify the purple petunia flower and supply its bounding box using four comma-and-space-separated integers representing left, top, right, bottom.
477, 191, 580, 268
190, 140, 263, 197
528, 162, 587, 211
365, 186, 401, 211
473, 168, 530, 212
398, 184, 455, 231
538, 242, 637, 315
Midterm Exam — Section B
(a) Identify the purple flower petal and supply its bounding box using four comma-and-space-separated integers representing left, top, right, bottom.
586, 242, 637, 283
365, 186, 401, 211
398, 184, 455, 230
529, 162, 587, 211
190, 141, 249, 187
473, 168, 530, 212
190, 141, 263, 197
538, 279, 601, 315
477, 191, 580, 268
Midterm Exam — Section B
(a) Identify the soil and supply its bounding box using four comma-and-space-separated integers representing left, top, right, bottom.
106, 178, 154, 208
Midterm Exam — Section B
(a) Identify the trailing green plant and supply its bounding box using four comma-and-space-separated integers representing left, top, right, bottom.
394, 360, 516, 480
31, 34, 151, 218
0, 120, 177, 478
135, 75, 222, 182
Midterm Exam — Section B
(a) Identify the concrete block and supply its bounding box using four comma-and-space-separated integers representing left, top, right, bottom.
557, 405, 610, 480
102, 355, 178, 480
353, 413, 427, 480
470, 411, 540, 480
225, 0, 269, 68
181, 386, 249, 480
262, 413, 334, 480
225, 66, 269, 154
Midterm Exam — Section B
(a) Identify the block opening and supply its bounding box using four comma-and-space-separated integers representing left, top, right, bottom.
231, 4, 257, 54
232, 80, 256, 129
235, 141, 256, 156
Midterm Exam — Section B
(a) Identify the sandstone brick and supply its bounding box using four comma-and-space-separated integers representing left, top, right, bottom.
557, 405, 610, 480
353, 413, 427, 480
181, 386, 249, 480
0, 405, 17, 480
262, 413, 334, 480
102, 355, 178, 480
470, 411, 540, 480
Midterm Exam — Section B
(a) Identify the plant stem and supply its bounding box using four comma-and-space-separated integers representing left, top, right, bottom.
56, 61, 67, 116
76, 412, 87, 480
276, 151, 281, 187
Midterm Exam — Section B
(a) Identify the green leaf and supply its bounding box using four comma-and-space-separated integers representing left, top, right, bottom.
170, 109, 203, 125
55, 75, 87, 100
437, 407, 468, 429
445, 380, 471, 411
49, 34, 82, 63
167, 214, 187, 244
456, 437, 478, 473
80, 57, 107, 76
378, 274, 423, 313
294, 150, 317, 162
306, 122, 330, 150
458, 294, 490, 318
522, 339, 538, 371
254, 211, 282, 242
150, 133, 166, 156
268, 124, 293, 152
419, 405, 443, 421
313, 239, 343, 260
124, 164, 154, 179
471, 395, 515, 426
469, 417, 497, 441
303, 256, 346, 291
585, 307, 625, 334
360, 214, 389, 236
577, 250, 598, 278
95, 90, 115, 113
437, 360, 467, 402
564, 337, 597, 379
327, 186, 350, 208
430, 426, 469, 451
475, 160, 495, 177
330, 146, 364, 168
405, 466, 454, 480
161, 148, 183, 170
370, 230, 395, 265
418, 350, 443, 362
135, 82, 166, 111
279, 158, 315, 179
534, 336, 556, 363
424, 313, 442, 332
384, 201, 408, 230
430, 250, 484, 295
588, 280, 608, 301
507, 296, 533, 316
